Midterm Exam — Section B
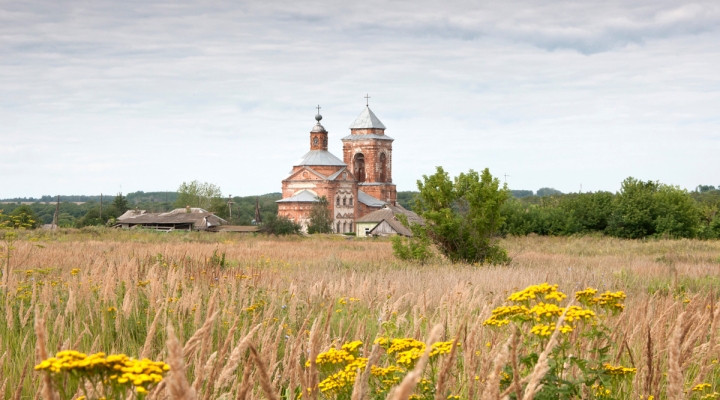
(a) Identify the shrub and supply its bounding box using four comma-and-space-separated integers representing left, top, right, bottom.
413, 167, 510, 264
260, 215, 301, 235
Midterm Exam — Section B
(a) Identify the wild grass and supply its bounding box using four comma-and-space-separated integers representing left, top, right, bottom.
1, 229, 720, 399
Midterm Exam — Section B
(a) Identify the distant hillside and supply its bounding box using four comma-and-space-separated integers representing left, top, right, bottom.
1, 191, 179, 204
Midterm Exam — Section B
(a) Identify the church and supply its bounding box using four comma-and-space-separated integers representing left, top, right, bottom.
277, 104, 398, 233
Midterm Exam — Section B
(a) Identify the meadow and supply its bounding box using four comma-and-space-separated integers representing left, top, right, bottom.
2, 228, 720, 399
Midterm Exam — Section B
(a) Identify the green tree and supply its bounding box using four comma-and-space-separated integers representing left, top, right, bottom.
412, 167, 510, 264
653, 185, 701, 238
607, 178, 659, 239
537, 187, 563, 197
260, 215, 301, 235
9, 205, 39, 228
307, 196, 333, 234
112, 193, 129, 214
175, 181, 222, 210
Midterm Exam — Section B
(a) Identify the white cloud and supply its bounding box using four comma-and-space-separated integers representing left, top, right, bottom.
0, 0, 719, 197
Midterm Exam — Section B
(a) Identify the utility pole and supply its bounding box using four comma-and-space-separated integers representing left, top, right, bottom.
503, 173, 511, 185
100, 193, 103, 220
52, 195, 59, 230
227, 194, 234, 219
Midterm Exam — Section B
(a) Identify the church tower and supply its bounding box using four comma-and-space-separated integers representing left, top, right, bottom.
341, 104, 397, 206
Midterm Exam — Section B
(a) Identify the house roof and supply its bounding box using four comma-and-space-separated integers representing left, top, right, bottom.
369, 218, 413, 237
276, 190, 319, 203
360, 204, 424, 237
349, 107, 386, 129
357, 190, 386, 207
294, 150, 346, 167
116, 208, 227, 226
356, 204, 423, 225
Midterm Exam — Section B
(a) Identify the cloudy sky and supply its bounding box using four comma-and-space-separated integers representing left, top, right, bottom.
1, 0, 719, 198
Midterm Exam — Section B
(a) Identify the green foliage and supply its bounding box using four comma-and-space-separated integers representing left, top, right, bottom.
396, 191, 419, 209
413, 167, 510, 264
112, 193, 129, 214
260, 214, 301, 236
209, 196, 230, 219
607, 178, 701, 239
607, 178, 660, 239
307, 196, 333, 234
390, 214, 433, 264
537, 187, 563, 197
8, 205, 39, 228
511, 189, 534, 198
175, 180, 222, 210
696, 185, 718, 193
503, 178, 707, 240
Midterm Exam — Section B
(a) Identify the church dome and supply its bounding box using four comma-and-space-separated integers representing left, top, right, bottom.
311, 123, 327, 133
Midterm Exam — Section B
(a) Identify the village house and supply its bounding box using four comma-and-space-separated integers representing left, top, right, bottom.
114, 207, 227, 231
355, 204, 423, 238
277, 104, 400, 233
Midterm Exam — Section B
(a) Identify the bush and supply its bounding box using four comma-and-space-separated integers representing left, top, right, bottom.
412, 167, 510, 264
607, 178, 702, 239
260, 215, 301, 235
390, 215, 433, 264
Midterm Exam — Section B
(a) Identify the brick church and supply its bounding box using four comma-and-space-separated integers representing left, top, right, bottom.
277, 104, 397, 233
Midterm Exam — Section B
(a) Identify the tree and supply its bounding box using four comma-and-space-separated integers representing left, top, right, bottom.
411, 167, 510, 264
260, 215, 301, 235
9, 205, 39, 228
537, 188, 563, 197
607, 178, 659, 239
175, 181, 222, 210
607, 177, 702, 239
653, 185, 701, 238
307, 196, 333, 234
112, 193, 129, 214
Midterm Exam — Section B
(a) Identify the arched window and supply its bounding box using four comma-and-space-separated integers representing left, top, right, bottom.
336, 196, 340, 206
349, 196, 353, 205
353, 153, 366, 182
337, 222, 341, 233
343, 197, 346, 206
349, 222, 353, 232
343, 222, 347, 233
379, 153, 388, 182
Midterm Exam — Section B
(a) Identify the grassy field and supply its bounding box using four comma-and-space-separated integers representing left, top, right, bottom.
2, 229, 720, 399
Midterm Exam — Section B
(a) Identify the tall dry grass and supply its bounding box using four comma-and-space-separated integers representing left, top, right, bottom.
1, 229, 720, 398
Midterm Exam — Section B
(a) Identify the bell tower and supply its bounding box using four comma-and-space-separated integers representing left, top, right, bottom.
310, 105, 328, 151
341, 99, 397, 205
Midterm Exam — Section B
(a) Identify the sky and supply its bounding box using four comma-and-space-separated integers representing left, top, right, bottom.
1, 0, 719, 198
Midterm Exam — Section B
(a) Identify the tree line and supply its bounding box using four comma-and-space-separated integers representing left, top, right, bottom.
500, 179, 720, 239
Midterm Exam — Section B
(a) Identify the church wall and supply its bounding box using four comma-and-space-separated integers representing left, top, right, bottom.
332, 182, 356, 233
342, 140, 393, 183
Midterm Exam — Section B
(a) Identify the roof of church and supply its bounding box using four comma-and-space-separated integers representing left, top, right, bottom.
349, 107, 386, 129
357, 190, 386, 207
311, 122, 327, 133
276, 190, 319, 203
294, 150, 346, 167
341, 133, 394, 141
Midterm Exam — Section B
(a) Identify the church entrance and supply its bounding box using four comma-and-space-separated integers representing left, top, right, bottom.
353, 153, 366, 182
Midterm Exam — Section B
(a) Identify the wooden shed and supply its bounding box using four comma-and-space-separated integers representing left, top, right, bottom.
355, 204, 423, 237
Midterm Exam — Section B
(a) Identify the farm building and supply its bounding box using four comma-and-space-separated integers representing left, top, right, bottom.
355, 204, 423, 237
114, 207, 227, 231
